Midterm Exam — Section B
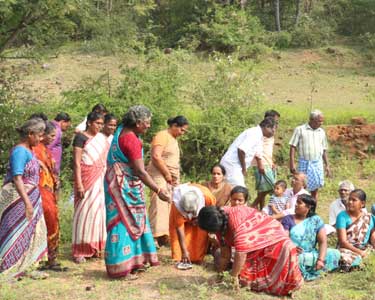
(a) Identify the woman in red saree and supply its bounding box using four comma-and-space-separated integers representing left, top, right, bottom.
198, 206, 303, 296
33, 121, 61, 269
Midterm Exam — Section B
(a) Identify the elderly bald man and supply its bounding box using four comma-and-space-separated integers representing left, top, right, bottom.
289, 110, 331, 201
272, 172, 309, 220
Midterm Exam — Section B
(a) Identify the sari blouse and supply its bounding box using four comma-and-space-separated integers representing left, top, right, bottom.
282, 215, 324, 252
336, 211, 375, 247
221, 206, 288, 253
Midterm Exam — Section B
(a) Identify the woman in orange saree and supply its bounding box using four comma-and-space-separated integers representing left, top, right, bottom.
33, 121, 61, 269
169, 183, 216, 265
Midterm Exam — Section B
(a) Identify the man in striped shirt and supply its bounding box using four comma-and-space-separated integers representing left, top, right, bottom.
289, 110, 331, 201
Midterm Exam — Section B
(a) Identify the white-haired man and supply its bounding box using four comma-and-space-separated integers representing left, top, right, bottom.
289, 110, 331, 201
325, 180, 367, 235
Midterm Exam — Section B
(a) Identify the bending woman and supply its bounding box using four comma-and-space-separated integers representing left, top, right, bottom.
281, 194, 340, 280
337, 189, 375, 271
72, 112, 109, 263
170, 183, 216, 265
198, 206, 303, 296
203, 164, 232, 207
104, 105, 169, 279
0, 119, 47, 278
148, 116, 189, 247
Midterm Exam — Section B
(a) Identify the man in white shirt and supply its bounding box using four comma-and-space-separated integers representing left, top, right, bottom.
329, 180, 355, 227
220, 117, 276, 187
251, 110, 280, 209
272, 172, 309, 220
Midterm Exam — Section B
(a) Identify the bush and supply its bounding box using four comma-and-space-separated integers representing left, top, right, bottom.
290, 15, 333, 48
360, 32, 375, 49
266, 31, 292, 49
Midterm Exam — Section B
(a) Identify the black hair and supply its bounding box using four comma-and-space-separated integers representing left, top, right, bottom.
91, 103, 108, 114
259, 116, 276, 128
210, 163, 226, 176
54, 112, 71, 122
29, 113, 48, 121
298, 194, 317, 218
104, 113, 117, 124
350, 189, 366, 202
264, 110, 280, 119
167, 115, 189, 127
45, 121, 56, 135
230, 186, 250, 202
275, 179, 287, 190
86, 112, 104, 129
198, 206, 228, 246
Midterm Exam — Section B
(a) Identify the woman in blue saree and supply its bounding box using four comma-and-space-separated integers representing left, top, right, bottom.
0, 119, 47, 279
282, 194, 340, 281
104, 105, 170, 279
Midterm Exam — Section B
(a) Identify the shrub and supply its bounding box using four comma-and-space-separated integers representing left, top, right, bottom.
266, 31, 292, 49
360, 32, 375, 50
290, 15, 333, 48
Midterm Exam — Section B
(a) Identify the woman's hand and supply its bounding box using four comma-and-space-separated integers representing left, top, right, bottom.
181, 251, 191, 263
359, 250, 367, 258
25, 202, 34, 221
76, 185, 85, 201
165, 174, 173, 185
296, 246, 304, 254
315, 259, 325, 270
158, 188, 171, 202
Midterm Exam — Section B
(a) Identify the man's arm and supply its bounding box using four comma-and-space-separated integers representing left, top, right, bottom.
238, 148, 247, 177
289, 146, 297, 174
322, 149, 332, 177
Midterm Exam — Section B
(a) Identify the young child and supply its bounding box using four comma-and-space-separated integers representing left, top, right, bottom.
263, 180, 289, 216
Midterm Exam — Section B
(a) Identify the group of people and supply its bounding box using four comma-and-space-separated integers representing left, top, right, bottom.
0, 104, 374, 297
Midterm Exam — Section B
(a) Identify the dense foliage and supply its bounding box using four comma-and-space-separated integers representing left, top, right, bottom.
1, 0, 375, 55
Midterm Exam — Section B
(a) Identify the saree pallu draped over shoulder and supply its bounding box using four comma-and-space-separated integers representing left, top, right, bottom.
33, 143, 59, 262
72, 133, 109, 259
339, 213, 374, 268
0, 151, 47, 278
104, 126, 158, 278
222, 206, 303, 296
147, 130, 180, 239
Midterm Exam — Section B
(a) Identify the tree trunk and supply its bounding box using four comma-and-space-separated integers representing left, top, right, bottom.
274, 0, 281, 32
240, 0, 248, 9
295, 0, 301, 26
260, 0, 265, 9
0, 12, 32, 55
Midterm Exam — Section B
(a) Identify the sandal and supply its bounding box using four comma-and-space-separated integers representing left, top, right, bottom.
49, 263, 68, 272
73, 256, 86, 264
28, 270, 49, 280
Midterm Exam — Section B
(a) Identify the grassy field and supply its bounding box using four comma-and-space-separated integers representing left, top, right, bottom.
1, 43, 375, 299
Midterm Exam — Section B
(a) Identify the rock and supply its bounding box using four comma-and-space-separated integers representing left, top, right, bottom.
326, 47, 336, 54
42, 63, 50, 70
351, 117, 367, 125
164, 48, 172, 54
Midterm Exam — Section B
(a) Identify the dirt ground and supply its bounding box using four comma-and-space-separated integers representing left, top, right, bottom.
326, 118, 375, 159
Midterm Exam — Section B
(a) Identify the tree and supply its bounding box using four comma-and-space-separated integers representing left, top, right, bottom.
274, 0, 281, 31
0, 0, 78, 55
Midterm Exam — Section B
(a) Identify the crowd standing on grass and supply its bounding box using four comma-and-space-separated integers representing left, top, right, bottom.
0, 105, 375, 296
